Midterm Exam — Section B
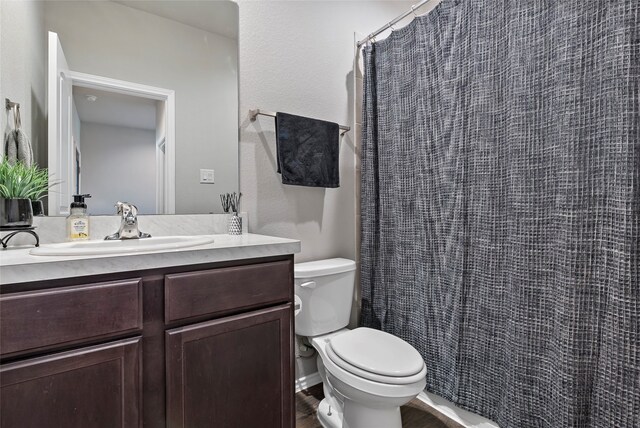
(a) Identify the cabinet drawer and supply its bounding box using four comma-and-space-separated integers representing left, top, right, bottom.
0, 279, 142, 357
165, 260, 292, 323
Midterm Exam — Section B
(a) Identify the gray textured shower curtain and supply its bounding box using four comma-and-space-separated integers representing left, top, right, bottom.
360, 1, 639, 427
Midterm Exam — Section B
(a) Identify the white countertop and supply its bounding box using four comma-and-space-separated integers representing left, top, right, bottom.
0, 234, 300, 285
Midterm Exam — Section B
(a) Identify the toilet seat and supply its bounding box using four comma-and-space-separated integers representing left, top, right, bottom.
325, 328, 426, 385
311, 330, 427, 400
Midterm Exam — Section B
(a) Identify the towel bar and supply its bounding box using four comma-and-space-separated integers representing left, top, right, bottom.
249, 108, 350, 135
5, 98, 19, 110
5, 98, 21, 130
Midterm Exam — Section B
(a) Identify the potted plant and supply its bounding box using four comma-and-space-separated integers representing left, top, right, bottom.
0, 159, 57, 227
25, 165, 54, 216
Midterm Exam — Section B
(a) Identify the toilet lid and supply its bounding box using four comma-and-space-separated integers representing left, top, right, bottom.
327, 328, 425, 380
294, 258, 356, 278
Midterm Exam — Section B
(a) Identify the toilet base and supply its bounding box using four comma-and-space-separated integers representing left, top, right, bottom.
342, 399, 402, 428
317, 398, 342, 428
316, 394, 404, 428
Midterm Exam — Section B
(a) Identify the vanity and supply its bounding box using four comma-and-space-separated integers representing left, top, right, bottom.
0, 1, 295, 424
0, 234, 300, 428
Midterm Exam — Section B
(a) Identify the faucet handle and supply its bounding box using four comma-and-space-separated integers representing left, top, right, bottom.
115, 202, 138, 218
114, 201, 125, 215
128, 203, 139, 218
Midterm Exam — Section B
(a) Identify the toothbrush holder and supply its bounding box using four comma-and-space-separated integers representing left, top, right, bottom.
228, 213, 242, 235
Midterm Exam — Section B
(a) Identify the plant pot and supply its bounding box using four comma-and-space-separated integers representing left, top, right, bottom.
0, 198, 34, 228
31, 200, 45, 217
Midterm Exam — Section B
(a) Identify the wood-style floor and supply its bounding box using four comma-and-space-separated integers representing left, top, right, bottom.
296, 384, 464, 428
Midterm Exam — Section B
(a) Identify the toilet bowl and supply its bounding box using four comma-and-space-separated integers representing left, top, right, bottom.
295, 258, 427, 428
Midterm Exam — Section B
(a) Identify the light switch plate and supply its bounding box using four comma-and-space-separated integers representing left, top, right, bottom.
200, 169, 215, 184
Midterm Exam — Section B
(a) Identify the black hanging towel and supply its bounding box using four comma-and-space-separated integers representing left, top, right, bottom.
275, 112, 340, 188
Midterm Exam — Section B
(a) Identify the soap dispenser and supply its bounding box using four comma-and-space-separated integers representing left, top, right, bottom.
67, 194, 92, 241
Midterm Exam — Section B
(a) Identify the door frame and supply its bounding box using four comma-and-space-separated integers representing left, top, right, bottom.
66, 71, 176, 214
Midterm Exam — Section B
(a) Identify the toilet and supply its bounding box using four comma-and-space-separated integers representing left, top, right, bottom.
295, 258, 426, 428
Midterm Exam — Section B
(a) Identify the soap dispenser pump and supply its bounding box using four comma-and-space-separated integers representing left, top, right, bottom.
67, 194, 91, 241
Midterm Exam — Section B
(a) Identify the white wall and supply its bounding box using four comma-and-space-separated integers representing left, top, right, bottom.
237, 0, 413, 381
238, 0, 413, 261
44, 1, 238, 214
0, 0, 47, 168
80, 122, 156, 215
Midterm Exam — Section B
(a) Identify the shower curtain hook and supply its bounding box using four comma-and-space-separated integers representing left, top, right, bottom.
411, 5, 418, 17
388, 21, 395, 32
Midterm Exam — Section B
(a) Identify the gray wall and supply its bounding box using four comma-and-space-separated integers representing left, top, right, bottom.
0, 0, 47, 168
80, 122, 156, 215
238, 0, 414, 261
44, 1, 238, 214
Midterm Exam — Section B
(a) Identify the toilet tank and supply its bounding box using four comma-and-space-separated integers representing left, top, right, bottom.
294, 258, 356, 337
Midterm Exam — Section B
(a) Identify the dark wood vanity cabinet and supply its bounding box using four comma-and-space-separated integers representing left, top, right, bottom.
0, 255, 295, 428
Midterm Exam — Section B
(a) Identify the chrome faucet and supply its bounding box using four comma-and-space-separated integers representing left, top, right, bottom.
105, 201, 151, 240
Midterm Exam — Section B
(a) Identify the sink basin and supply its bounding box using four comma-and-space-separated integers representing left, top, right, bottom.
30, 235, 215, 256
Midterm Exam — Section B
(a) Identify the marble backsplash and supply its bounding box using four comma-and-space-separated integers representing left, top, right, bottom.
1, 212, 248, 247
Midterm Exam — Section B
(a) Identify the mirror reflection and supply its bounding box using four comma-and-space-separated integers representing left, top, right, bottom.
72, 85, 166, 215
2, 0, 239, 215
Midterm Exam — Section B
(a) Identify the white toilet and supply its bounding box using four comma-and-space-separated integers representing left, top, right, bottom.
295, 258, 426, 428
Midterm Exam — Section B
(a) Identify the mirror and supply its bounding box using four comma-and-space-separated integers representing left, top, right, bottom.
71, 86, 169, 215
2, 0, 239, 215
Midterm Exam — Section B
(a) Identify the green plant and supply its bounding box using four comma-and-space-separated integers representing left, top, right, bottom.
0, 158, 59, 200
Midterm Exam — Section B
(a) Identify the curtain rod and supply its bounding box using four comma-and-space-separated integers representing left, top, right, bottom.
249, 109, 351, 135
357, 0, 433, 48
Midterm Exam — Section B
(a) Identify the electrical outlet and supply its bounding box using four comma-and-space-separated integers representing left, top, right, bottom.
200, 169, 215, 184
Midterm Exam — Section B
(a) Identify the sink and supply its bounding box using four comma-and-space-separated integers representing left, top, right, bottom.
30, 235, 216, 256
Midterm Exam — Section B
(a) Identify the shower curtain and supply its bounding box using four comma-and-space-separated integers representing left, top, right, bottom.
360, 1, 639, 427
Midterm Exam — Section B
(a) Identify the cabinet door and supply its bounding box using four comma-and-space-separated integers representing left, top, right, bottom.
166, 304, 293, 428
0, 337, 142, 428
